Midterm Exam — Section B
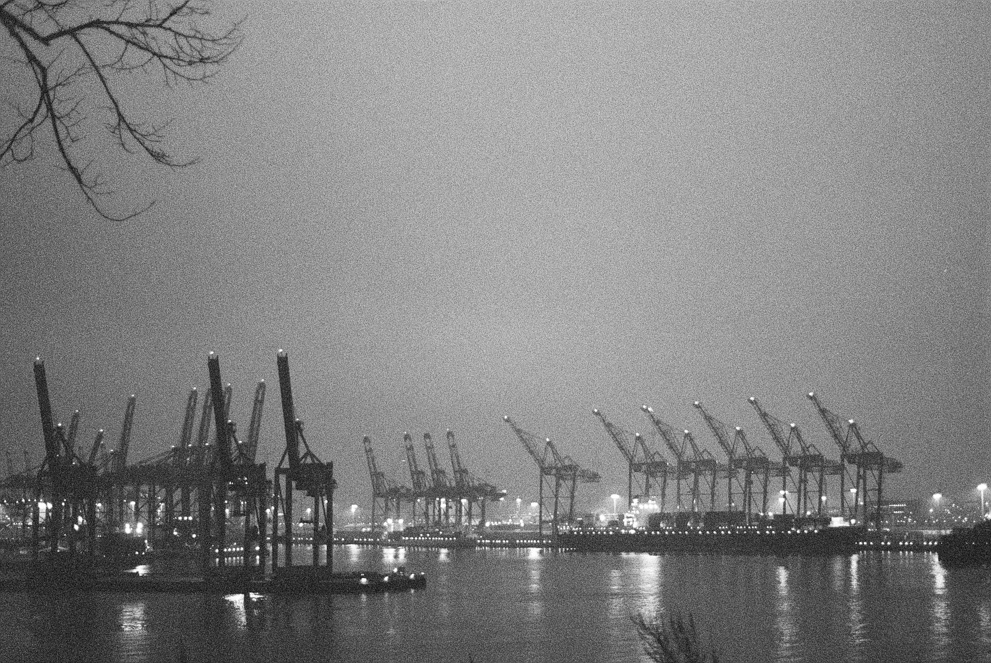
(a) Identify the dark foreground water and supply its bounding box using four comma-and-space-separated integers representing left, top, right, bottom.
2, 546, 990, 662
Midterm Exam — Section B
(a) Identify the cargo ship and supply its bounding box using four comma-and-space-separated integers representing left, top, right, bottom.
935, 520, 991, 567
557, 512, 864, 556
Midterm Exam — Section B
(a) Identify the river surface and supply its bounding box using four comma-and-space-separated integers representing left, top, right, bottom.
2, 547, 990, 662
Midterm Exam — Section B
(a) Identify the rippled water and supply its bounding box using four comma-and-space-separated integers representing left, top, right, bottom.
2, 548, 990, 662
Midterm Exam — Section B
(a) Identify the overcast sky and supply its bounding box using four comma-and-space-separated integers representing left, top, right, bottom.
1, 1, 988, 514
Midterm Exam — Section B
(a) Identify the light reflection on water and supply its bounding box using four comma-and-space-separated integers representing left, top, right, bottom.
2, 549, 989, 663
929, 553, 949, 653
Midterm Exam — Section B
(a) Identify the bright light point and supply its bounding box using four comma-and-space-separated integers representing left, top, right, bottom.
979, 484, 988, 492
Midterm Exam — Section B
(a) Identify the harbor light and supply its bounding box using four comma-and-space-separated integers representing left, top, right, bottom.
979, 484, 988, 518
611, 494, 620, 514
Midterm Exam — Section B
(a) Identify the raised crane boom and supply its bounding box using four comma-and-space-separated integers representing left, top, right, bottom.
111, 395, 136, 474
403, 432, 430, 494
177, 389, 199, 463
65, 411, 80, 455
244, 381, 265, 464
693, 401, 738, 461
423, 433, 451, 490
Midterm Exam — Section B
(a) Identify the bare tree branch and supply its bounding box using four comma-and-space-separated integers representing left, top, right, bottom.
0, 0, 242, 220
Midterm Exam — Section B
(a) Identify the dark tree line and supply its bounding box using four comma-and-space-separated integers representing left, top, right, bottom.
1, 0, 241, 219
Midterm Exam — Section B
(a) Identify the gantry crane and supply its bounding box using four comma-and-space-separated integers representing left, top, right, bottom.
423, 433, 455, 526
31, 358, 101, 560
503, 416, 600, 539
273, 350, 335, 575
807, 392, 902, 528
363, 435, 408, 527
748, 397, 842, 518
403, 432, 431, 525
693, 401, 771, 522
641, 405, 719, 515
446, 430, 504, 530
592, 409, 668, 511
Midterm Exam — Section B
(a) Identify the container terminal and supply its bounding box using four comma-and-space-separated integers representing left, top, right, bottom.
0, 354, 978, 581
0, 352, 425, 594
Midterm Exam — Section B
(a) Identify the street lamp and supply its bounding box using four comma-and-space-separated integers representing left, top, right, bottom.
611, 494, 620, 515
350, 503, 358, 525
979, 484, 988, 519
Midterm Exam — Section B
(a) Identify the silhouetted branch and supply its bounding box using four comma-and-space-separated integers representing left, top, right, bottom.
1, 0, 241, 219
632, 611, 722, 663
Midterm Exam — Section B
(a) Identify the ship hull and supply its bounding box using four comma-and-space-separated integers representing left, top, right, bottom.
558, 526, 864, 555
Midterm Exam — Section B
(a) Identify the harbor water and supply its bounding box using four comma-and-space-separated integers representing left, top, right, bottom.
2, 546, 990, 662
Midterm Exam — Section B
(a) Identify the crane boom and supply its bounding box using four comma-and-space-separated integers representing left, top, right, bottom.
112, 395, 136, 474
66, 410, 80, 455
276, 350, 301, 476
592, 409, 636, 463
640, 406, 689, 463
178, 389, 198, 452
693, 401, 738, 460
446, 430, 470, 489
748, 397, 794, 458
403, 432, 430, 493
502, 416, 551, 469
423, 433, 451, 489
87, 429, 105, 467
806, 392, 853, 457
244, 381, 265, 463
207, 353, 233, 472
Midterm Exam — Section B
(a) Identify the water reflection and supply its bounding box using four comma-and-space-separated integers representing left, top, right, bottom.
847, 554, 865, 654
929, 554, 949, 652
774, 564, 797, 661
118, 601, 147, 632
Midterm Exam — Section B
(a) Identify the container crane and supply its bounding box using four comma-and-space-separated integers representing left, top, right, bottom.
748, 397, 841, 518
403, 432, 430, 525
693, 401, 771, 522
363, 435, 408, 528
273, 350, 335, 575
592, 409, 668, 511
446, 430, 504, 529
807, 392, 902, 528
641, 405, 719, 515
32, 358, 100, 559
423, 433, 454, 526
503, 415, 600, 539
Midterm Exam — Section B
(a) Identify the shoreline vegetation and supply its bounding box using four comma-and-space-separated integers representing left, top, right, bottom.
633, 611, 722, 663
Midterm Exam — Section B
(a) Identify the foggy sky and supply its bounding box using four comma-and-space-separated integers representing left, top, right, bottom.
1, 1, 989, 513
